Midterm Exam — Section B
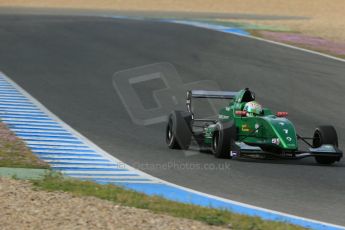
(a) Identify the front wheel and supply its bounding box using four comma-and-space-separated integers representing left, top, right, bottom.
313, 126, 339, 165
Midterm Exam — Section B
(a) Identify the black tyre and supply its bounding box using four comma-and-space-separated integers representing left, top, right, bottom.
212, 121, 236, 158
166, 111, 192, 150
313, 125, 339, 165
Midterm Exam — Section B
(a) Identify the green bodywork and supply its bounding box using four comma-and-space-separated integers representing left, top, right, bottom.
204, 89, 298, 152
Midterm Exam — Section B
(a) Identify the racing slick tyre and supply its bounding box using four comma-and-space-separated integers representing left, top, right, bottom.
312, 125, 339, 165
166, 110, 192, 150
212, 121, 236, 159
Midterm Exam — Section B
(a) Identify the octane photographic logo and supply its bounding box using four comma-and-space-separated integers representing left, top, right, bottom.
112, 62, 221, 157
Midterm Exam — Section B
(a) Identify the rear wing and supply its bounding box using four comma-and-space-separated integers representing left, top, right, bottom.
187, 90, 237, 99
186, 90, 238, 121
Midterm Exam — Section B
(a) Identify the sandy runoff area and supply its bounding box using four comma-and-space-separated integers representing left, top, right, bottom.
0, 177, 226, 230
0, 0, 344, 43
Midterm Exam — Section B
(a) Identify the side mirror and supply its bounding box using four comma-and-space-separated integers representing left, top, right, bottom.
251, 92, 255, 100
235, 111, 247, 116
276, 112, 288, 117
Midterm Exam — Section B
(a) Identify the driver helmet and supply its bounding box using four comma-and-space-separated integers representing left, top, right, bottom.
244, 101, 263, 117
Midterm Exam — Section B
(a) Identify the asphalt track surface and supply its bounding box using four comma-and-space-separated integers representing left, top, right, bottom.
0, 7, 309, 20
0, 14, 344, 225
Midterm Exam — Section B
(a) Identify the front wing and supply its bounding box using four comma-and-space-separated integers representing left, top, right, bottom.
232, 143, 343, 160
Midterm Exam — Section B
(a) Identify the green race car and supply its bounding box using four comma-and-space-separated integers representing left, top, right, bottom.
166, 88, 343, 165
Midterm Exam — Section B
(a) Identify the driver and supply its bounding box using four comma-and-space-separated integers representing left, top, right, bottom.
243, 101, 263, 117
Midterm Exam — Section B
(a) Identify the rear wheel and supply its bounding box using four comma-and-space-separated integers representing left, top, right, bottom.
166, 111, 192, 150
212, 121, 236, 158
313, 126, 339, 165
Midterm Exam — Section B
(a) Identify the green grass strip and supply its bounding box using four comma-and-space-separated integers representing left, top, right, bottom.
0, 122, 49, 169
